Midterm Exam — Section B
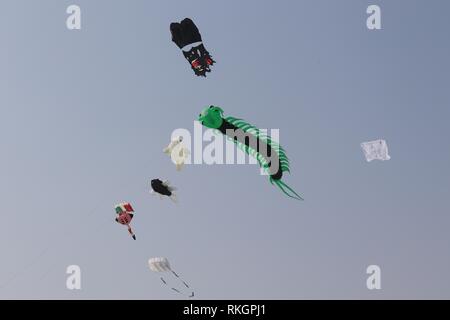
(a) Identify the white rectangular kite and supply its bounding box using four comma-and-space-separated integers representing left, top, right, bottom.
360, 139, 391, 162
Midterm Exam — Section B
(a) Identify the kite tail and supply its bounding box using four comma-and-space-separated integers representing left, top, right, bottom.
271, 178, 304, 201
170, 193, 178, 203
127, 226, 136, 240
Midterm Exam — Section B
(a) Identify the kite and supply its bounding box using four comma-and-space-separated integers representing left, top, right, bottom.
361, 139, 391, 162
198, 106, 303, 200
163, 136, 184, 155
163, 135, 191, 171
170, 18, 215, 77
150, 179, 177, 202
115, 202, 136, 240
148, 257, 194, 298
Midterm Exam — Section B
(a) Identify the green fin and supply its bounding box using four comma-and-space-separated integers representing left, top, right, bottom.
216, 118, 303, 201
271, 178, 304, 201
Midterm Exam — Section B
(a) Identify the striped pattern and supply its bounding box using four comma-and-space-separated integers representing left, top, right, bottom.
148, 257, 171, 272
213, 116, 303, 200
224, 116, 291, 175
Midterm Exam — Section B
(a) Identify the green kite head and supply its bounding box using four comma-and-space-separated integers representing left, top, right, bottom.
198, 105, 224, 129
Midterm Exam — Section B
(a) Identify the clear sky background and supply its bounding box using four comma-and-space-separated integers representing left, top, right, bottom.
0, 0, 449, 299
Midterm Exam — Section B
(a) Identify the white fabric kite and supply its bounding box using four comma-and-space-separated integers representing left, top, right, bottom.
360, 139, 391, 162
148, 257, 171, 272
148, 257, 194, 297
163, 136, 190, 171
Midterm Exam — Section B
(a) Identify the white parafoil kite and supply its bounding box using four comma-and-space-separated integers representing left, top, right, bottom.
148, 257, 194, 297
149, 257, 171, 272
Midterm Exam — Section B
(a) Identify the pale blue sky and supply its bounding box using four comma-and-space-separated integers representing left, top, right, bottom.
0, 0, 449, 299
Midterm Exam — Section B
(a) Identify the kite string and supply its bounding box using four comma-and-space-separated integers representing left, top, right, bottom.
1, 174, 156, 291
0, 176, 139, 290
37, 219, 111, 283
38, 185, 153, 285
0, 247, 50, 290
158, 269, 194, 297
0, 203, 106, 290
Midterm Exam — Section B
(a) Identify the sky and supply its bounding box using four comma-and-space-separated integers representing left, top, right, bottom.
0, 0, 449, 299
